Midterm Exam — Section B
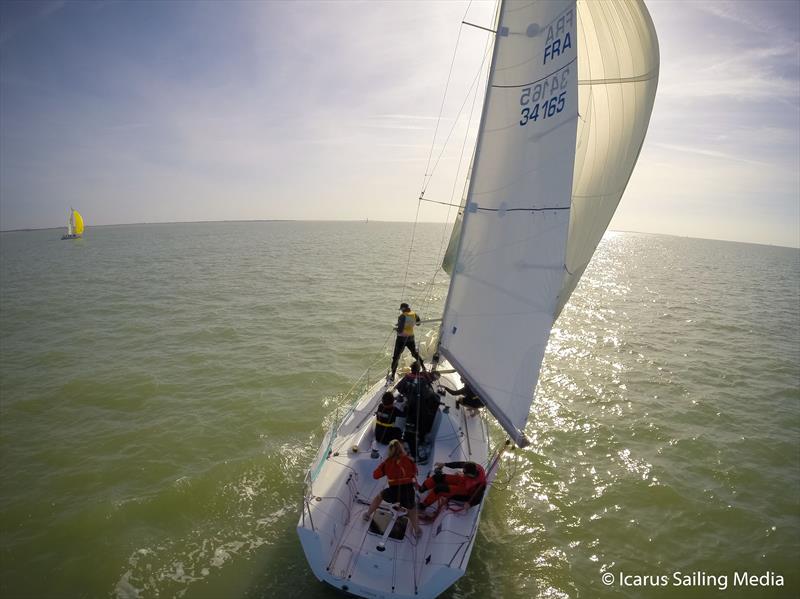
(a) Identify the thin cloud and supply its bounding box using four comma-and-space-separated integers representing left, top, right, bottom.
0, 0, 67, 44
105, 122, 150, 131
695, 1, 793, 39
651, 142, 772, 168
38, 1, 66, 19
360, 123, 431, 131
372, 114, 454, 122
658, 74, 798, 101
374, 143, 434, 149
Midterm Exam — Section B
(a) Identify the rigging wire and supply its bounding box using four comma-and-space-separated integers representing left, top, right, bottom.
400, 2, 474, 311
409, 34, 494, 313
420, 1, 474, 193
417, 35, 493, 310
419, 49, 492, 198
339, 1, 495, 415
488, 445, 522, 491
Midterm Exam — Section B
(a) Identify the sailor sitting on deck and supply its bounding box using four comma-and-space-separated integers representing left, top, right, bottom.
364, 439, 421, 537
439, 381, 484, 413
374, 391, 404, 445
418, 461, 486, 509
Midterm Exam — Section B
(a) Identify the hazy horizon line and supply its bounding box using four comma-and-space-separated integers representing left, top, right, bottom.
1, 219, 797, 250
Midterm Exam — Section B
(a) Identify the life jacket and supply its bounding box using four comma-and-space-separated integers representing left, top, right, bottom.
399, 311, 417, 337
373, 455, 417, 486
397, 372, 434, 400
375, 404, 398, 428
464, 465, 487, 505
447, 465, 487, 505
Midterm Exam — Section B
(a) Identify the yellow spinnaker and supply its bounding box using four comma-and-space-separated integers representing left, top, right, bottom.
73, 210, 84, 235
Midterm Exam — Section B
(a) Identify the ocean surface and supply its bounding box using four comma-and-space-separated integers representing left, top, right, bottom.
0, 221, 798, 599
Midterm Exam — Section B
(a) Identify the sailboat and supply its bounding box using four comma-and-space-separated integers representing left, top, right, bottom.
61, 208, 85, 240
297, 1, 659, 597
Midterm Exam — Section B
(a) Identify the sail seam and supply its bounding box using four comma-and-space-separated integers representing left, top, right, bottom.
475, 206, 570, 213
578, 68, 659, 85
491, 57, 577, 89
421, 197, 570, 213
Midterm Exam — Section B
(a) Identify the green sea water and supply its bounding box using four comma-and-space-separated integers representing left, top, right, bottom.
0, 222, 798, 599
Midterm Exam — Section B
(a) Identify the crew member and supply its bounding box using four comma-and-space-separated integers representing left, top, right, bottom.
389, 303, 423, 381
441, 381, 484, 410
374, 392, 404, 445
364, 439, 421, 537
418, 461, 486, 508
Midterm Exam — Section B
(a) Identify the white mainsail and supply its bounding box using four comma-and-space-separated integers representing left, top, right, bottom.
439, 0, 659, 446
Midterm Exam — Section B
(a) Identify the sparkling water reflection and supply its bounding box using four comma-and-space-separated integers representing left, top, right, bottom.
0, 224, 797, 598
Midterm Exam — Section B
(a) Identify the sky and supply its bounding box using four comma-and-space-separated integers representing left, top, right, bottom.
0, 0, 798, 248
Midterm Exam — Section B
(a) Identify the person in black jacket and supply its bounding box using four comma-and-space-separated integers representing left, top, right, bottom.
374, 392, 404, 445
396, 362, 440, 458
440, 381, 484, 411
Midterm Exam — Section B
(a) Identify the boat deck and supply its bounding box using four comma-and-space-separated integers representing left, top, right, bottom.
298, 372, 490, 598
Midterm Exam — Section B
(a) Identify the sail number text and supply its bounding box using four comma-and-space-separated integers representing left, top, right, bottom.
519, 69, 569, 127
544, 8, 574, 64
519, 93, 566, 126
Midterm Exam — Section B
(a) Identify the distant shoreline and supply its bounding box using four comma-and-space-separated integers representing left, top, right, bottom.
1, 220, 796, 250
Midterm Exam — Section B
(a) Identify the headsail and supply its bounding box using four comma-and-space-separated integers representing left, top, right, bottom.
438, 0, 659, 446
556, 0, 659, 317
72, 209, 85, 236
441, 151, 473, 275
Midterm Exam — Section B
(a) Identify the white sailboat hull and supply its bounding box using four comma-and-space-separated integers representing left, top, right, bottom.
298, 369, 490, 598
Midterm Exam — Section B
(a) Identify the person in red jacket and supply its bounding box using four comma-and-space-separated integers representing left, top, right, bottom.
418, 461, 486, 508
364, 439, 421, 536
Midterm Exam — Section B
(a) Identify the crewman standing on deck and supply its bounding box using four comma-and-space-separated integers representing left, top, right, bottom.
389, 302, 424, 381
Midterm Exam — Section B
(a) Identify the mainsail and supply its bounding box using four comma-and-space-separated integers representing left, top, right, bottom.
439, 0, 659, 446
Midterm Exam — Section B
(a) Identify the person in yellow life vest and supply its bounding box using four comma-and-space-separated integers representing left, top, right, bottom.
389, 302, 424, 380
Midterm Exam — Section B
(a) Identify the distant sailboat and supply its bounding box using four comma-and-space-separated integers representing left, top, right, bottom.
298, 1, 659, 597
61, 208, 84, 240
